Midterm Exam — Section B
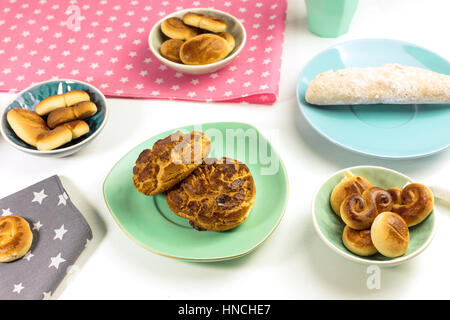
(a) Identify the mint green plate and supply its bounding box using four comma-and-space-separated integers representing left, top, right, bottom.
297, 39, 450, 159
312, 166, 435, 266
103, 122, 289, 261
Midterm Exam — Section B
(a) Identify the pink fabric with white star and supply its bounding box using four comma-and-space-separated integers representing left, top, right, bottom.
0, 0, 287, 105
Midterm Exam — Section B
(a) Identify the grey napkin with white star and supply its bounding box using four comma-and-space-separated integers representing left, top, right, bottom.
0, 175, 92, 300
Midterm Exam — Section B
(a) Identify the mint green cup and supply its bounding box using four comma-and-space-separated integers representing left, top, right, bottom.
305, 0, 359, 38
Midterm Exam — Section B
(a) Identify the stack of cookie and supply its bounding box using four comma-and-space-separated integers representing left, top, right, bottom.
132, 131, 256, 232
160, 12, 236, 65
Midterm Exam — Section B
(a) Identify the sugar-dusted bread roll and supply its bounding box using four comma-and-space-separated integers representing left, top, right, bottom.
371, 211, 409, 258
46, 101, 97, 128
342, 226, 378, 257
133, 131, 211, 196
391, 183, 434, 227
160, 39, 184, 63
217, 32, 235, 54
36, 120, 90, 151
161, 17, 200, 40
0, 215, 33, 263
183, 12, 227, 33
166, 157, 256, 232
36, 90, 90, 115
305, 64, 450, 105
6, 108, 49, 146
180, 34, 230, 65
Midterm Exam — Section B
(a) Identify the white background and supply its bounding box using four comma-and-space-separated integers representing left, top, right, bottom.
1, 0, 449, 299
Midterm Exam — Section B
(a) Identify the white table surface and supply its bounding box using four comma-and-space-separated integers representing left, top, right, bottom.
1, 0, 449, 300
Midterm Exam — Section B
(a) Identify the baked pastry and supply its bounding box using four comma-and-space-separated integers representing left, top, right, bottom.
182, 12, 227, 33
342, 226, 377, 256
371, 211, 409, 258
340, 186, 394, 230
217, 32, 235, 54
133, 131, 211, 196
36, 120, 90, 151
46, 101, 97, 128
160, 39, 184, 63
0, 215, 33, 263
6, 108, 50, 146
180, 34, 230, 65
161, 17, 200, 40
387, 187, 403, 205
305, 64, 450, 105
166, 157, 256, 232
391, 183, 434, 227
36, 90, 90, 115
330, 171, 372, 216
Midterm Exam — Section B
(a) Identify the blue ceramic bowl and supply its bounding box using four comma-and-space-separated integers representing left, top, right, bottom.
0, 79, 108, 157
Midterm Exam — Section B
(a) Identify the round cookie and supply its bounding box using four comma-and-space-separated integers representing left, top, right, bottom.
180, 34, 230, 65
133, 131, 211, 196
166, 157, 256, 232
160, 39, 184, 63
0, 215, 33, 263
371, 211, 409, 258
342, 226, 377, 256
161, 17, 200, 40
217, 32, 235, 54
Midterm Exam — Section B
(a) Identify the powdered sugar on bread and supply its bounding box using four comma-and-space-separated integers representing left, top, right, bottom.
305, 64, 450, 105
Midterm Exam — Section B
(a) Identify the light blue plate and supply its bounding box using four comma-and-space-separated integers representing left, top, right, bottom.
296, 39, 450, 159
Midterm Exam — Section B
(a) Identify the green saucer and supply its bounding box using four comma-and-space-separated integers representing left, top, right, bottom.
312, 166, 435, 266
103, 122, 289, 261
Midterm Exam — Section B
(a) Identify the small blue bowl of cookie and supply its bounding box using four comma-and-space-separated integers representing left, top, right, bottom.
0, 79, 108, 157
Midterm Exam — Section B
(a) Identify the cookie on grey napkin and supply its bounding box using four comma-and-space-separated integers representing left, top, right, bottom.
0, 175, 92, 300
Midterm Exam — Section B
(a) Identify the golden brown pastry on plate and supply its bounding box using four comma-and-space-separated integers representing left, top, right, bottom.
340, 186, 394, 230
217, 32, 235, 55
133, 131, 211, 196
46, 101, 97, 129
36, 120, 90, 151
6, 108, 50, 147
342, 226, 377, 256
330, 171, 373, 216
161, 17, 200, 40
35, 90, 90, 116
371, 211, 409, 258
180, 34, 230, 65
166, 157, 256, 232
182, 12, 227, 33
391, 183, 434, 227
160, 39, 184, 63
0, 215, 33, 263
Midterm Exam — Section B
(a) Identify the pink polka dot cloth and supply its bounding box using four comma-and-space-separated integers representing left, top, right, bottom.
0, 0, 287, 105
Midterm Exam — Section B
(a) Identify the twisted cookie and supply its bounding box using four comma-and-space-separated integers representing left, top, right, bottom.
0, 215, 33, 263
391, 183, 434, 227
330, 172, 373, 216
340, 187, 394, 230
